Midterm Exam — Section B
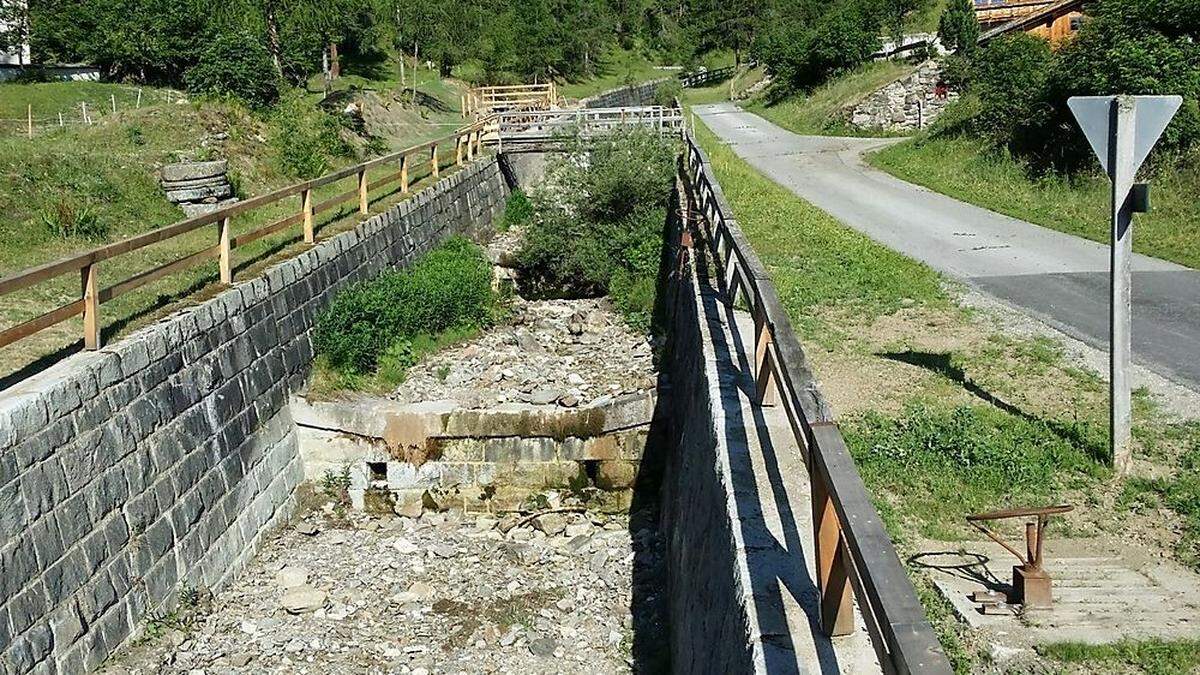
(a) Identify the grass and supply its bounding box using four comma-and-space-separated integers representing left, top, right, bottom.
691, 118, 947, 338
870, 134, 1200, 269
1039, 638, 1200, 674
1119, 443, 1200, 571
308, 324, 481, 397
0, 81, 178, 134
557, 47, 669, 100
744, 61, 914, 137
0, 73, 478, 387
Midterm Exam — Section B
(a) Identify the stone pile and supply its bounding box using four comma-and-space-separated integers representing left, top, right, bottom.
848, 60, 958, 132
391, 297, 657, 409
104, 500, 668, 674
160, 159, 236, 217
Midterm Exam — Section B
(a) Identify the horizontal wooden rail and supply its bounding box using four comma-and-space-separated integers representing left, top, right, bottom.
491, 106, 685, 144
0, 117, 492, 352
463, 83, 557, 118
679, 64, 738, 88
681, 131, 952, 675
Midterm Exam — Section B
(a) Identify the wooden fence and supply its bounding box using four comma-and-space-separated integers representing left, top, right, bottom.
679, 64, 739, 89
0, 118, 492, 352
0, 87, 183, 138
681, 131, 953, 674
490, 105, 684, 145
462, 83, 557, 117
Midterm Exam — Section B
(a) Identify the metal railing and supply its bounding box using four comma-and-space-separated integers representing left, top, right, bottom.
490, 106, 685, 143
0, 118, 493, 352
681, 131, 953, 675
463, 83, 557, 117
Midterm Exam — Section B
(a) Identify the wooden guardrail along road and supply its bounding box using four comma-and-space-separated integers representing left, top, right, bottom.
0, 118, 493, 353
681, 131, 953, 675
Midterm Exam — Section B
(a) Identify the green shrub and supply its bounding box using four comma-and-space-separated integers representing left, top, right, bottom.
498, 189, 533, 232
938, 0, 980, 54
653, 78, 683, 107
313, 237, 496, 374
184, 32, 280, 108
270, 94, 354, 179
515, 128, 675, 330
970, 34, 1054, 147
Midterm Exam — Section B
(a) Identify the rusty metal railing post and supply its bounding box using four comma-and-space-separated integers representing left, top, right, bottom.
81, 263, 99, 350
814, 467, 855, 636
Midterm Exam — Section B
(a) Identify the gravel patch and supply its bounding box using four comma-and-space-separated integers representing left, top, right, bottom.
391, 298, 657, 410
105, 505, 668, 674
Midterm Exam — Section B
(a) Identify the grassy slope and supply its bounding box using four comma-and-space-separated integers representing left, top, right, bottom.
691, 116, 1200, 672
0, 72, 474, 383
558, 47, 734, 101
870, 135, 1200, 269
744, 61, 913, 136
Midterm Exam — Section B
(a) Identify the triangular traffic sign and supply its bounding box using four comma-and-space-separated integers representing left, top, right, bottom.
1068, 95, 1183, 178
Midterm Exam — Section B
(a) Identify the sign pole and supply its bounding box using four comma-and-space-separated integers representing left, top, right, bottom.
1109, 96, 1136, 474
1069, 93, 1180, 475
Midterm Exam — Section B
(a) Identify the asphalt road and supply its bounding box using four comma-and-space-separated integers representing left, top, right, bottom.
695, 103, 1200, 391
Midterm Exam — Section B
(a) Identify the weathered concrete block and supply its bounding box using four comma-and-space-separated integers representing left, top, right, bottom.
160, 160, 228, 183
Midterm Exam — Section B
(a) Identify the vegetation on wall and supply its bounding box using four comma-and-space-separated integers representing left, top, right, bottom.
516, 128, 677, 332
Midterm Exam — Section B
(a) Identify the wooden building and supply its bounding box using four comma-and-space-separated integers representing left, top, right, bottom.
976, 0, 1085, 46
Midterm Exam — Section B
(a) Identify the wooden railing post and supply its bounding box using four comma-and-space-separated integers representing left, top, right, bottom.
813, 468, 855, 637
357, 169, 369, 215
302, 189, 314, 243
430, 144, 439, 179
81, 263, 99, 350
456, 135, 464, 166
467, 131, 475, 161
400, 155, 409, 194
754, 302, 777, 407
218, 216, 232, 284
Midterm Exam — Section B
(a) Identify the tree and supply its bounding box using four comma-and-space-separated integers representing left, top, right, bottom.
0, 0, 30, 65
938, 0, 979, 54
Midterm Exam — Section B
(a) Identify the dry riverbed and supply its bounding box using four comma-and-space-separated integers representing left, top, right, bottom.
103, 498, 668, 674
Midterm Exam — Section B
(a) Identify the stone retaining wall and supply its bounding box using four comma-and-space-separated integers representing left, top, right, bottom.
848, 60, 957, 132
658, 194, 759, 672
0, 157, 509, 673
581, 78, 669, 109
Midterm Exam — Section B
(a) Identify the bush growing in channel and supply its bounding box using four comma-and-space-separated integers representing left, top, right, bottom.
515, 127, 677, 331
313, 237, 496, 375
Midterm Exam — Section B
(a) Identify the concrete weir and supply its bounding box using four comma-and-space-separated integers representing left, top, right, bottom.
0, 145, 879, 673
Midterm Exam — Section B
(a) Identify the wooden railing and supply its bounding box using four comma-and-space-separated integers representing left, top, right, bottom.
491, 106, 685, 144
0, 118, 493, 352
679, 64, 738, 88
463, 83, 557, 117
681, 131, 952, 674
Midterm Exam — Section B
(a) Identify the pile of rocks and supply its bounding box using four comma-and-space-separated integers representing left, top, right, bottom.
848, 60, 958, 132
161, 159, 236, 217
391, 297, 658, 409
104, 503, 668, 674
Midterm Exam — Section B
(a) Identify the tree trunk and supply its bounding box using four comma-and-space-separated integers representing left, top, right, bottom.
329, 43, 340, 79
264, 0, 283, 74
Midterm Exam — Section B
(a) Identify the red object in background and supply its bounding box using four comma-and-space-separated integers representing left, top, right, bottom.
935, 82, 949, 99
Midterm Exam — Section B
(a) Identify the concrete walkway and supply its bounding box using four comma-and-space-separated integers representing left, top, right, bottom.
701, 280, 881, 674
694, 103, 1200, 391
